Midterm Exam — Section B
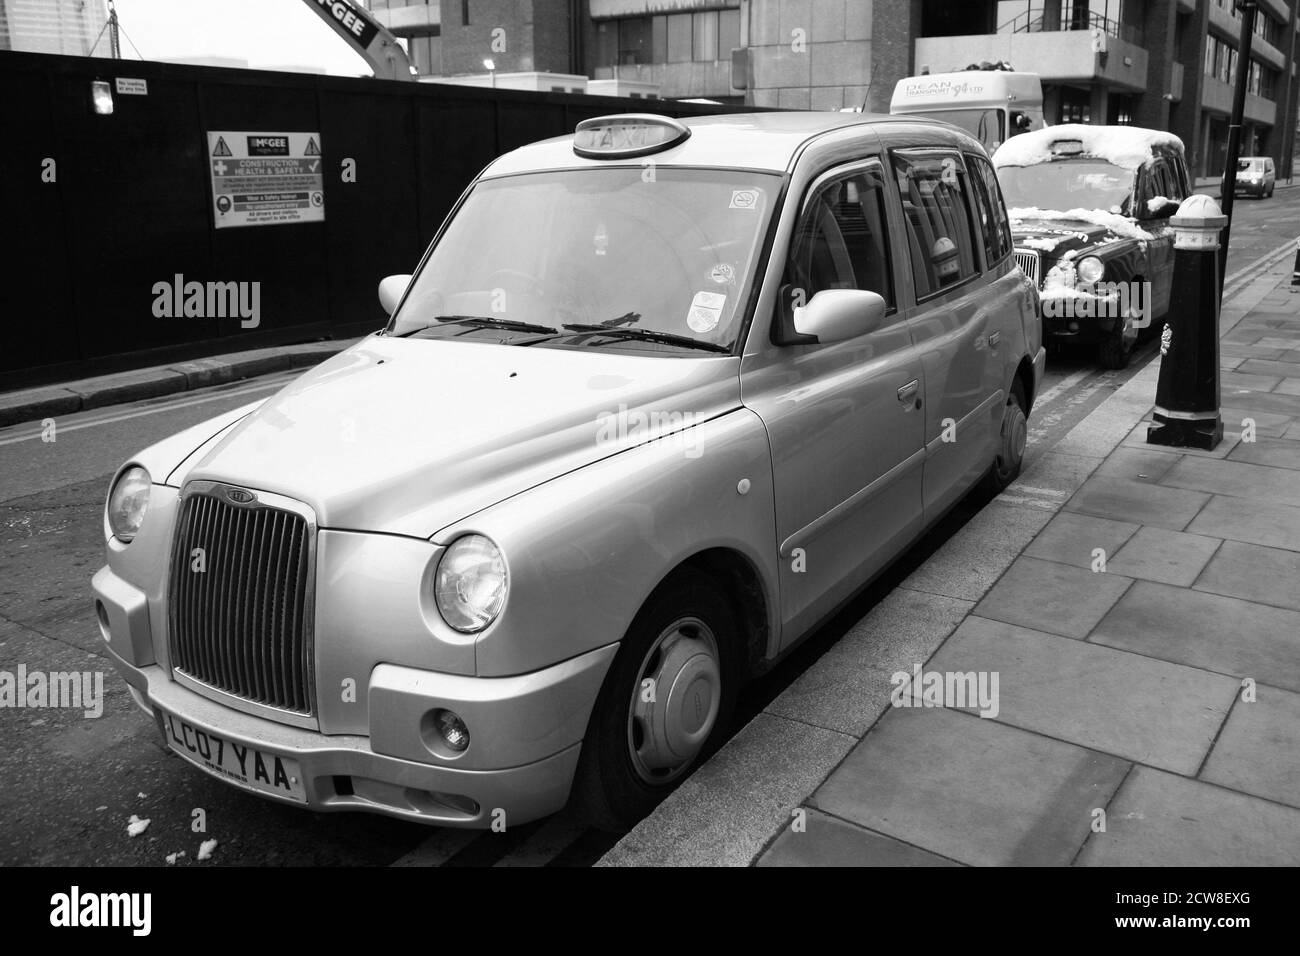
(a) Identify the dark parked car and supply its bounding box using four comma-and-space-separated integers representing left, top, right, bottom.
993, 124, 1189, 368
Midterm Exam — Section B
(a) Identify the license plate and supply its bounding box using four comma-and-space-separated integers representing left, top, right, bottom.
159, 710, 306, 803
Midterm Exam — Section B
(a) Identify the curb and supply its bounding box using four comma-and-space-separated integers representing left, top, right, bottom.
0, 339, 358, 429
599, 254, 1295, 868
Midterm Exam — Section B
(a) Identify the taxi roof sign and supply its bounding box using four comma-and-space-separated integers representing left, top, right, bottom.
573, 114, 691, 159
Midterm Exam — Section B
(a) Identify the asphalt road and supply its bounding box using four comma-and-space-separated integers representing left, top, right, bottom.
2, 189, 1297, 867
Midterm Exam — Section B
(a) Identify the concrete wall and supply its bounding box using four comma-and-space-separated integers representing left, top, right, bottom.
746, 0, 879, 111
436, 0, 572, 75
914, 31, 1149, 91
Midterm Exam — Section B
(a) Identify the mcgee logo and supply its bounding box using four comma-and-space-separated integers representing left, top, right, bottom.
49, 886, 151, 936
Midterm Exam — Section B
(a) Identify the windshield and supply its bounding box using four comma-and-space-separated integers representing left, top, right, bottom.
1238, 158, 1263, 171
997, 159, 1135, 215
388, 167, 779, 353
910, 108, 1005, 153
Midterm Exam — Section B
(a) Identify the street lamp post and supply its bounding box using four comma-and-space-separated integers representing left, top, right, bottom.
1218, 0, 1257, 290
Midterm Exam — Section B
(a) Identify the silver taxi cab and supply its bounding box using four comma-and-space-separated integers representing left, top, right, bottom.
94, 112, 1044, 830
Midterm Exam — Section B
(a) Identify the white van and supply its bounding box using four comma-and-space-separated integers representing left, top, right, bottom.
890, 71, 1044, 156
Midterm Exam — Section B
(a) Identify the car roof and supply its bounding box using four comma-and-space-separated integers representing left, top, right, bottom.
994, 123, 1184, 170
480, 111, 978, 177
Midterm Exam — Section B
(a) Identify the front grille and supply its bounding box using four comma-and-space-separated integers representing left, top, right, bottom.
1014, 249, 1042, 288
168, 489, 314, 715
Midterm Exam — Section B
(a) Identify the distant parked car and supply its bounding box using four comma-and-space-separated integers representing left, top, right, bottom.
1229, 156, 1275, 199
993, 124, 1189, 369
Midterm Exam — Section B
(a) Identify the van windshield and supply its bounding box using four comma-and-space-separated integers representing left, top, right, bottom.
997, 159, 1135, 215
911, 108, 1005, 152
1238, 158, 1264, 171
389, 167, 779, 353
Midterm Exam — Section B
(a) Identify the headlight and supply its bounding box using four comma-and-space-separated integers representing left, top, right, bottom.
107, 466, 151, 543
435, 535, 507, 633
1076, 256, 1105, 285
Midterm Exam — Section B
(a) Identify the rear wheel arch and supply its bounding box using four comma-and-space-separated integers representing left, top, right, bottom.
1014, 355, 1036, 414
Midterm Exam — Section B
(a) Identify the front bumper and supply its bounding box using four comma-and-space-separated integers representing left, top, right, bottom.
95, 566, 616, 828
1042, 311, 1122, 343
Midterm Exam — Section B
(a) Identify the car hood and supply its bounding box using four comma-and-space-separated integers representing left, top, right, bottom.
1010, 219, 1120, 258
181, 334, 742, 539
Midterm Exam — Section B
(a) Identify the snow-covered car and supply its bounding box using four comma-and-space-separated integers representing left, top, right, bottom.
93, 112, 1043, 831
993, 124, 1189, 368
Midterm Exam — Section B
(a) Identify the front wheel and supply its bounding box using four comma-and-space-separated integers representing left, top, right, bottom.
571, 575, 738, 832
1098, 312, 1139, 369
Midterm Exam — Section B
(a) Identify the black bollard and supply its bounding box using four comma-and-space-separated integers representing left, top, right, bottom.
1147, 195, 1226, 450
1293, 238, 1300, 287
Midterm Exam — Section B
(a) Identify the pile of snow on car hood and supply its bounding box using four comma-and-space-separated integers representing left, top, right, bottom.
1008, 207, 1155, 241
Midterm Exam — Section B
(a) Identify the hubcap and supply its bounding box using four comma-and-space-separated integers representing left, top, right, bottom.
627, 616, 721, 785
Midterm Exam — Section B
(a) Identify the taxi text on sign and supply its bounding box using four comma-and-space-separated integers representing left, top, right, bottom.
206, 131, 325, 230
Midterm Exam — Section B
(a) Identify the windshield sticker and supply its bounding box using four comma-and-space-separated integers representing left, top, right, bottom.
730, 189, 760, 210
709, 263, 736, 285
687, 291, 726, 333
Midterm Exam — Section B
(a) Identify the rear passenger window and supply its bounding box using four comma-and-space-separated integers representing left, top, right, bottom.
892, 151, 979, 299
787, 165, 895, 310
967, 155, 1013, 264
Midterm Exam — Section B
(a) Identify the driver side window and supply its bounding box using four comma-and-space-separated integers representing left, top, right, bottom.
785, 166, 895, 310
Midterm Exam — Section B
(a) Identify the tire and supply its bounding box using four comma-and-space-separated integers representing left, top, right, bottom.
1098, 328, 1132, 368
571, 573, 739, 832
979, 377, 1028, 496
1268, 184, 1275, 198
1098, 301, 1139, 369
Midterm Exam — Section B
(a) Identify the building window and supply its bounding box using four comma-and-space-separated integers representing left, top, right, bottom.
719, 8, 741, 58
666, 13, 692, 62
1059, 87, 1090, 124
618, 17, 652, 65
693, 10, 718, 63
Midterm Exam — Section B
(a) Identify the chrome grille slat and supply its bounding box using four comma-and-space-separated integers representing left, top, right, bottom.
1014, 249, 1042, 288
168, 489, 314, 716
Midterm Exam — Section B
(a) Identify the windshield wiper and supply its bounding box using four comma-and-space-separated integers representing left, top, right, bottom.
397, 315, 558, 337
561, 324, 731, 354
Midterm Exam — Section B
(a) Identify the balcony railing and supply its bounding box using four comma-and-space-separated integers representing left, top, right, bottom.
998, 8, 1144, 48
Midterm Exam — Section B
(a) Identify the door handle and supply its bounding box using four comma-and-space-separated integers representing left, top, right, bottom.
897, 380, 920, 404
988, 331, 1001, 349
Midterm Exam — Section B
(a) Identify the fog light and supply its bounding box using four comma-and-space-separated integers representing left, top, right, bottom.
432, 709, 470, 752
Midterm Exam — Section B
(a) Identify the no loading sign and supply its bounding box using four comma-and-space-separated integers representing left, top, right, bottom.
206, 131, 325, 229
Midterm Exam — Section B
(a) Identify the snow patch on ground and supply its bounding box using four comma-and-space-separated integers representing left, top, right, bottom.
126, 815, 150, 837
197, 839, 218, 862
166, 851, 187, 865
1009, 207, 1153, 241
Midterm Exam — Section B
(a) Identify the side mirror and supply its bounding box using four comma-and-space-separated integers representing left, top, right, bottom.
378, 274, 412, 316
1143, 197, 1180, 219
792, 289, 887, 344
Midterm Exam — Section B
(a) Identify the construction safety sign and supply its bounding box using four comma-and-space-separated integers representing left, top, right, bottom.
206, 131, 325, 229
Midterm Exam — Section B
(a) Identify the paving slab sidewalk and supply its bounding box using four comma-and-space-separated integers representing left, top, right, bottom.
0, 339, 357, 428
601, 258, 1300, 867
